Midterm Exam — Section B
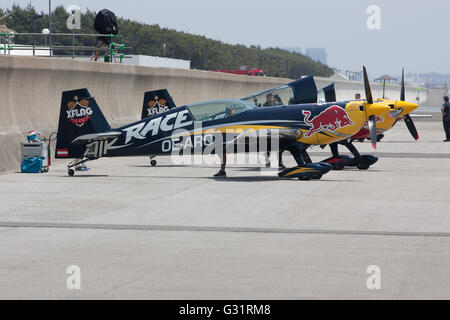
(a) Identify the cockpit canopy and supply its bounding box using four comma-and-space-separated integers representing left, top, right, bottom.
241, 85, 294, 108
241, 76, 318, 107
186, 99, 256, 122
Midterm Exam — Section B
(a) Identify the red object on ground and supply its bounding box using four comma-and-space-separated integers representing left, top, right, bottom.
216, 66, 265, 76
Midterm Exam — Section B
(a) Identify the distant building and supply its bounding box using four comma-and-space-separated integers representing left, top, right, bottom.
122, 55, 190, 69
305, 48, 327, 65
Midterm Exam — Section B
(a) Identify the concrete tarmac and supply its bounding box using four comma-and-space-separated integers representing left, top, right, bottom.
0, 121, 449, 299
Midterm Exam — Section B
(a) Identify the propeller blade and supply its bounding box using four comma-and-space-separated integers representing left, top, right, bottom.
368, 115, 377, 149
382, 77, 386, 99
401, 68, 405, 101
404, 114, 419, 140
363, 66, 373, 105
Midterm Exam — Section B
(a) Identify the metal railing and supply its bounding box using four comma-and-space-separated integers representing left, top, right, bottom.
0, 32, 133, 62
331, 68, 364, 81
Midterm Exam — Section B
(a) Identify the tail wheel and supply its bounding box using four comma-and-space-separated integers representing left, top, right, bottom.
150, 160, 157, 167
68, 169, 75, 176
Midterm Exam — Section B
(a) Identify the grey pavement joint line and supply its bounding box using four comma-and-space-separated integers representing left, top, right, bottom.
0, 222, 449, 238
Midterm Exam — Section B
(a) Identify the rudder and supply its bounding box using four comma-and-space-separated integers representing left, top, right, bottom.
55, 89, 111, 159
141, 89, 177, 119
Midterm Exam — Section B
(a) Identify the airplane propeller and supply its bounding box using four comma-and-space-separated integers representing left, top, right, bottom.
389, 69, 419, 140
400, 69, 419, 140
363, 66, 380, 149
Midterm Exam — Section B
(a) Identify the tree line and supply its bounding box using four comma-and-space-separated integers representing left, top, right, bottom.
1, 4, 333, 78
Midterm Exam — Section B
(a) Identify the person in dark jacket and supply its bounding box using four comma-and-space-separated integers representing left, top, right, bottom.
91, 9, 119, 62
442, 96, 450, 141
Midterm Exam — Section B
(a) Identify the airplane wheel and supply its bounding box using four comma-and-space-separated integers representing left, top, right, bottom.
311, 173, 323, 180
68, 169, 75, 177
298, 176, 312, 181
265, 162, 271, 168
151, 160, 157, 167
357, 163, 370, 170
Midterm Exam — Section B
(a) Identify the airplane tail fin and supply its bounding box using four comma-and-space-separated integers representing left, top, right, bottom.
141, 89, 177, 119
55, 88, 111, 159
321, 83, 336, 102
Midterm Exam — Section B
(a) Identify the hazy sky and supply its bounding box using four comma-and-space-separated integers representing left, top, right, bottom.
3, 0, 450, 75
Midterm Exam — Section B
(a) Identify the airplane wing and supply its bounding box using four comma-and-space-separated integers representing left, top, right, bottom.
71, 131, 122, 145
225, 128, 298, 147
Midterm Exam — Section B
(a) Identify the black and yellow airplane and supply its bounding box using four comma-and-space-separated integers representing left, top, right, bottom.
318, 69, 419, 170
55, 68, 390, 180
241, 67, 419, 170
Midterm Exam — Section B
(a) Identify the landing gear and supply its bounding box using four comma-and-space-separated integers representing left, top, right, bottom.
298, 173, 322, 180
151, 159, 157, 167
279, 163, 331, 180
323, 141, 378, 170
278, 143, 332, 181
67, 158, 94, 176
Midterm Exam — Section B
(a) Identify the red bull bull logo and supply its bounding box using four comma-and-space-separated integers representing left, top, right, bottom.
302, 105, 354, 137
364, 115, 384, 128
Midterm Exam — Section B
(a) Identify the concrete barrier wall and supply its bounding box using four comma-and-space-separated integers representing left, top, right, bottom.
0, 55, 289, 172
0, 55, 444, 172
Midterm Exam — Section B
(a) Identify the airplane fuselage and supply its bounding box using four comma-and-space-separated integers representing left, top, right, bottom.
81, 101, 374, 159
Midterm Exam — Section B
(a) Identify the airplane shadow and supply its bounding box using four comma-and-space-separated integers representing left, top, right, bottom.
59, 174, 359, 183
131, 164, 191, 168
235, 167, 277, 172
65, 175, 110, 178
209, 177, 360, 183
342, 169, 382, 172
131, 165, 266, 170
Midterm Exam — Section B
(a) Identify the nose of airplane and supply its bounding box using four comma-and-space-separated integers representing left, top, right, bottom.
396, 101, 419, 117
365, 103, 391, 118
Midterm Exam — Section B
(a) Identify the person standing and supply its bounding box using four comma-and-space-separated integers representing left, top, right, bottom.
91, 9, 119, 62
262, 93, 285, 168
442, 96, 450, 142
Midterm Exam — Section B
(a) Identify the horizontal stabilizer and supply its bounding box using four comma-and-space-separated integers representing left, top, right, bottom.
71, 131, 122, 145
